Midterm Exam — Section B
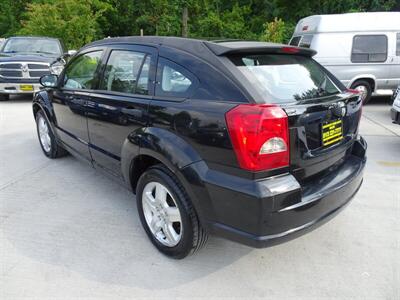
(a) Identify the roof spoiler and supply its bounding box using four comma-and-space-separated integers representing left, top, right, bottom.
204, 41, 317, 57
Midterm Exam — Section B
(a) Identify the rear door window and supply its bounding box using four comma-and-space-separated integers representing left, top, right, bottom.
351, 35, 388, 63
100, 50, 147, 94
155, 58, 198, 98
229, 54, 341, 104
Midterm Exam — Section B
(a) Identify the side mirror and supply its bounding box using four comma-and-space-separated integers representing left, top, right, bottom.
67, 50, 77, 56
40, 74, 58, 88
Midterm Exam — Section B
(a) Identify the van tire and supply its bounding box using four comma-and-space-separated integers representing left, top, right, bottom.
351, 80, 372, 104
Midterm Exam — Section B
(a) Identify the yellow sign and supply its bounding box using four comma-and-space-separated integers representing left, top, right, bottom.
322, 119, 343, 146
20, 84, 34, 92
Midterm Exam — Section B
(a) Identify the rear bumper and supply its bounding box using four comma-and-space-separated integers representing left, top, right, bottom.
182, 136, 367, 248
391, 107, 400, 124
0, 82, 42, 94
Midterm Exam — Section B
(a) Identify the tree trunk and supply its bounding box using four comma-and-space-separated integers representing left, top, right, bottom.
182, 7, 188, 37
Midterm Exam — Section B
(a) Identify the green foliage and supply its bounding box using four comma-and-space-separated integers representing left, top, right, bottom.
17, 0, 114, 49
0, 0, 397, 47
261, 17, 286, 43
0, 0, 31, 37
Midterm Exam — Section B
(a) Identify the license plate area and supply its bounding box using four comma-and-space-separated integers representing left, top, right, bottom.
322, 119, 343, 147
20, 84, 33, 92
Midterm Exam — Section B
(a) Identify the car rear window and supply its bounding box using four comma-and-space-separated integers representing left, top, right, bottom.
229, 54, 341, 104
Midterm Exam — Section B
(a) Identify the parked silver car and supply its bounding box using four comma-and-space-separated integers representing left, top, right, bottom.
290, 12, 400, 103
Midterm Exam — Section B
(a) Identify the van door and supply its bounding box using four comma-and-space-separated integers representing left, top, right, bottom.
390, 32, 400, 90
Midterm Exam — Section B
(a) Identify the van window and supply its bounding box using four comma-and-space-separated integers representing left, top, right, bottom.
397, 33, 400, 56
299, 35, 313, 48
229, 54, 341, 104
351, 35, 387, 63
289, 36, 301, 46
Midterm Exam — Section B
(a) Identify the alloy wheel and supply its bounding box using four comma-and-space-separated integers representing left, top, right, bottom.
38, 116, 51, 153
142, 182, 182, 247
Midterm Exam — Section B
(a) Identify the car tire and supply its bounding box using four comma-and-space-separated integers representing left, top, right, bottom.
0, 94, 10, 101
351, 80, 372, 104
136, 164, 208, 259
35, 110, 68, 158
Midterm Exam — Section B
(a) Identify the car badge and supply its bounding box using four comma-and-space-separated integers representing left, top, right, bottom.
21, 64, 29, 73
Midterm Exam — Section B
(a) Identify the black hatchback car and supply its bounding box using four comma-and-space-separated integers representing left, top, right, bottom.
33, 37, 367, 258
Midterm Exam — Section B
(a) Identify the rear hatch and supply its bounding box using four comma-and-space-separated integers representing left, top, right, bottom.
227, 51, 362, 182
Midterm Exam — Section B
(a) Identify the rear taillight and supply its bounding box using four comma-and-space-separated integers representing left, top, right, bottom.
225, 104, 289, 171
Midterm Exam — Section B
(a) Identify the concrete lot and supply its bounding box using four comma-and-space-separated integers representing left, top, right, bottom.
1, 96, 399, 300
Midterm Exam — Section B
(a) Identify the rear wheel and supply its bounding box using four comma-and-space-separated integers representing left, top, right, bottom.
136, 164, 208, 259
351, 80, 372, 104
0, 94, 9, 101
35, 110, 68, 158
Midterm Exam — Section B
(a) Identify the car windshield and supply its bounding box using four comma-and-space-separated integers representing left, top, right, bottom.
2, 38, 62, 56
229, 54, 341, 103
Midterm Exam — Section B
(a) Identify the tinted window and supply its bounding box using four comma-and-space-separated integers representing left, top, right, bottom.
289, 36, 301, 46
299, 35, 313, 48
351, 35, 387, 63
397, 33, 400, 56
63, 51, 103, 90
156, 58, 196, 98
137, 56, 151, 95
100, 50, 146, 94
230, 54, 341, 104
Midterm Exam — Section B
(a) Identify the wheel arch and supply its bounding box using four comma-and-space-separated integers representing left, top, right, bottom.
348, 75, 377, 92
121, 127, 203, 194
32, 91, 56, 123
32, 92, 57, 136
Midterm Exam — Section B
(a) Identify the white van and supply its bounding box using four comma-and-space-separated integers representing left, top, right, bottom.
290, 12, 400, 103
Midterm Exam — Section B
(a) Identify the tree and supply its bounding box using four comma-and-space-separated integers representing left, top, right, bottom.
1, 0, 397, 45
17, 0, 114, 49
260, 17, 286, 43
0, 0, 31, 37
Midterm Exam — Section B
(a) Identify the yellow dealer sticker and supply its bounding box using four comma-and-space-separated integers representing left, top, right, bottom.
322, 119, 343, 147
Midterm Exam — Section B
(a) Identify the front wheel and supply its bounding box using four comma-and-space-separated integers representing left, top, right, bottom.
351, 80, 372, 104
35, 110, 68, 158
136, 164, 208, 259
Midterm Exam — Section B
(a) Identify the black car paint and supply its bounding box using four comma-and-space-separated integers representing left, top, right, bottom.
33, 37, 367, 248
